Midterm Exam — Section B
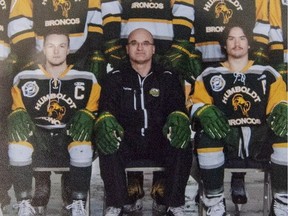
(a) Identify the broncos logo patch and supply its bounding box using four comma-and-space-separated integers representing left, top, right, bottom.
232, 94, 251, 117
47, 99, 66, 120
52, 0, 71, 18
215, 2, 233, 24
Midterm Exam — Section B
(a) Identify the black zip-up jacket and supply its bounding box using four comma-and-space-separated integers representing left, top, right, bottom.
99, 63, 187, 146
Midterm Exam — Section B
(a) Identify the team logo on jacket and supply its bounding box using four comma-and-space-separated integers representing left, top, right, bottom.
52, 0, 71, 18
149, 88, 160, 97
232, 94, 251, 117
210, 75, 225, 92
215, 2, 233, 24
22, 81, 39, 98
47, 99, 66, 120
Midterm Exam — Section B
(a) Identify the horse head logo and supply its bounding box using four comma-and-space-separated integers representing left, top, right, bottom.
52, 0, 71, 18
215, 2, 233, 24
47, 99, 66, 120
232, 94, 251, 117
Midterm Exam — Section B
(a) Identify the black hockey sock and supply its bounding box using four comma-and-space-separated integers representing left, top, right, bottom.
11, 165, 33, 201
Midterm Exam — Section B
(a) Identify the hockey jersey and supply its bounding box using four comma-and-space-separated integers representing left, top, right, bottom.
0, 0, 11, 60
11, 65, 100, 129
8, 0, 103, 56
269, 0, 287, 64
191, 61, 287, 126
102, 0, 194, 53
193, 0, 270, 63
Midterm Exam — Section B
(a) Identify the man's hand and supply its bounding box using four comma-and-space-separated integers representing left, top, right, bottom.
88, 50, 106, 83
8, 108, 36, 142
163, 111, 191, 149
103, 39, 127, 70
68, 109, 96, 141
94, 112, 124, 155
267, 102, 288, 137
194, 105, 230, 140
158, 40, 202, 83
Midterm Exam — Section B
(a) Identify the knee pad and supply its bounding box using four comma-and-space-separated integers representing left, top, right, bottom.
8, 141, 34, 166
197, 148, 225, 169
68, 141, 93, 167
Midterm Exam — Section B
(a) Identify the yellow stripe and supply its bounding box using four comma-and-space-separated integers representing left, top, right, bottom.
10, 141, 33, 149
197, 147, 224, 154
272, 143, 288, 148
173, 19, 193, 29
11, 32, 35, 45
171, 111, 189, 120
88, 26, 103, 34
68, 141, 92, 150
122, 18, 172, 24
270, 44, 284, 50
253, 36, 269, 45
196, 41, 219, 46
103, 16, 121, 26
96, 112, 113, 124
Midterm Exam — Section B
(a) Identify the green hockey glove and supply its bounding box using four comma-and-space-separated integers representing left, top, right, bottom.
88, 50, 107, 83
103, 39, 127, 69
267, 102, 288, 137
252, 45, 269, 65
194, 105, 230, 140
1, 53, 17, 78
68, 109, 96, 141
275, 63, 287, 86
159, 40, 202, 83
163, 111, 191, 149
8, 108, 36, 142
16, 52, 44, 72
94, 112, 124, 155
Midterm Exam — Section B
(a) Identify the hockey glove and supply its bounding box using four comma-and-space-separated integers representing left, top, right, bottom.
267, 102, 288, 137
1, 53, 17, 78
88, 50, 106, 83
103, 39, 127, 70
8, 108, 36, 142
163, 111, 191, 149
252, 45, 269, 65
194, 105, 230, 140
275, 63, 287, 86
68, 109, 96, 141
94, 112, 124, 155
159, 40, 202, 83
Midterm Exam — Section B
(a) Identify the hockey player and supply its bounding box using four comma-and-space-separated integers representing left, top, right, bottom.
7, 30, 100, 216
191, 0, 276, 205
193, 0, 271, 69
8, 0, 105, 79
190, 23, 287, 216
8, 0, 104, 210
95, 28, 192, 216
268, 0, 287, 86
0, 0, 13, 213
